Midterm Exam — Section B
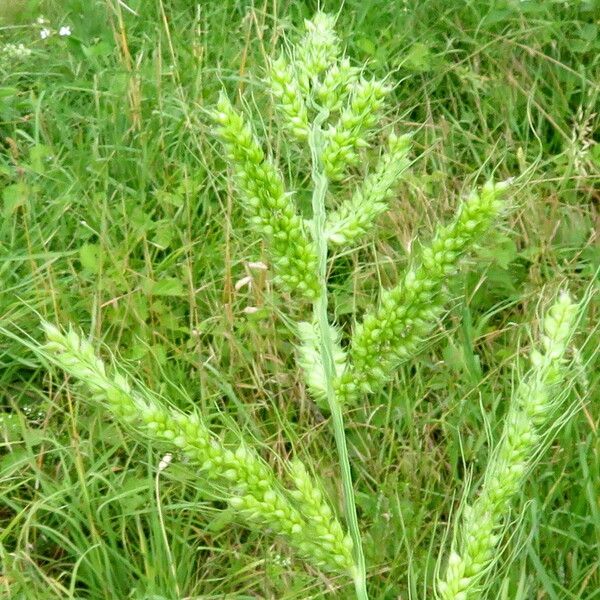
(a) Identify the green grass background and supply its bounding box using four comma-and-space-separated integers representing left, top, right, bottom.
1, 0, 598, 598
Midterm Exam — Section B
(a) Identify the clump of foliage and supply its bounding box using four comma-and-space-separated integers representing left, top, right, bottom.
6, 10, 592, 600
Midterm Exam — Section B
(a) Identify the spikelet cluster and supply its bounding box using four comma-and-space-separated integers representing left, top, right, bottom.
322, 78, 390, 180
335, 180, 511, 405
289, 459, 354, 570
42, 323, 354, 574
295, 11, 341, 90
296, 320, 347, 409
265, 12, 390, 181
268, 53, 310, 141
325, 132, 412, 245
210, 93, 320, 299
317, 58, 358, 112
438, 292, 579, 600
215, 12, 399, 299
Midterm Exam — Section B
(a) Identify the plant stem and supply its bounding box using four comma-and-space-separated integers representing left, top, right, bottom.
309, 108, 368, 600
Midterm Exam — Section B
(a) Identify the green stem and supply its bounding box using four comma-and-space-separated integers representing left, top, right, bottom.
309, 108, 368, 600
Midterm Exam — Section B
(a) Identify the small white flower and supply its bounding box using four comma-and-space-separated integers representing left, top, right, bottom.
36, 15, 47, 24
247, 261, 268, 271
242, 306, 260, 314
234, 275, 252, 291
58, 26, 72, 37
158, 453, 173, 472
40, 28, 51, 40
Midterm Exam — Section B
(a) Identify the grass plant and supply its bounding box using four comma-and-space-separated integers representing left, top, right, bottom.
1, 2, 598, 599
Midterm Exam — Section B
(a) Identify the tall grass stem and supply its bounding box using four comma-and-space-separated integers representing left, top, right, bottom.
309, 106, 368, 600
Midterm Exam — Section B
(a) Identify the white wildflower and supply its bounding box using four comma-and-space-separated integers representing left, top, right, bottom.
158, 453, 173, 472
247, 261, 268, 271
58, 26, 72, 37
40, 28, 51, 40
2, 43, 32, 59
234, 275, 252, 291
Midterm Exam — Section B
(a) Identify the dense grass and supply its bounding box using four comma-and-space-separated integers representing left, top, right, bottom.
1, 1, 598, 598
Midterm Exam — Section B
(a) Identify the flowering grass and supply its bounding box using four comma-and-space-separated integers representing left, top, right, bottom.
438, 292, 584, 600
0, 1, 599, 599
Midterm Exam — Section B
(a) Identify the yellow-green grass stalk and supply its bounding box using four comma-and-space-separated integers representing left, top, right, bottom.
335, 179, 512, 406
41, 323, 354, 574
438, 291, 581, 599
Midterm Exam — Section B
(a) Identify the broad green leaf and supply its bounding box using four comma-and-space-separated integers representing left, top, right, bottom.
2, 182, 29, 217
79, 243, 101, 273
145, 278, 185, 297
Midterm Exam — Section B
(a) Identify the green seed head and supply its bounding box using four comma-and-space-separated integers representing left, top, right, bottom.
438, 291, 580, 599
209, 93, 320, 299
41, 323, 357, 575
337, 179, 512, 405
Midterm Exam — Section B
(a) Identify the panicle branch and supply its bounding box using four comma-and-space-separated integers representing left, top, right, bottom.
336, 180, 511, 405
295, 11, 341, 91
325, 132, 412, 246
267, 53, 310, 141
317, 57, 359, 112
210, 93, 320, 299
322, 78, 390, 181
438, 292, 579, 600
296, 320, 347, 410
289, 459, 354, 571
42, 323, 354, 574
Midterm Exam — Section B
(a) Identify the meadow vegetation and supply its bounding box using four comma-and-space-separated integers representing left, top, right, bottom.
0, 1, 598, 599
